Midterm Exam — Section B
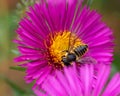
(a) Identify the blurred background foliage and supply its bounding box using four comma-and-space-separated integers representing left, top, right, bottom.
0, 0, 120, 96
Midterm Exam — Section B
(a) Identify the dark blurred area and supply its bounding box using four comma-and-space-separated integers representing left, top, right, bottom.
0, 0, 120, 96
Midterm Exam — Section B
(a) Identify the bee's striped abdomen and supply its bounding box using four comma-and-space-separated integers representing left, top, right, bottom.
74, 45, 88, 57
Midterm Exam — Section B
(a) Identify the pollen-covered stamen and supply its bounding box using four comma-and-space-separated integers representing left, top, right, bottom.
45, 31, 86, 69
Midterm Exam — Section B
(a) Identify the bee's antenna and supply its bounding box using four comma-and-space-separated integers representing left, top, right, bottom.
68, 0, 81, 51
68, 32, 79, 52
68, 32, 78, 51
68, 32, 72, 51
62, 50, 69, 53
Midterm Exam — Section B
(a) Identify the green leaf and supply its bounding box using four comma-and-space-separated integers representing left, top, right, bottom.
87, 0, 93, 7
110, 64, 119, 77
113, 54, 120, 71
11, 50, 20, 55
0, 75, 34, 96
10, 66, 26, 72
5, 79, 26, 96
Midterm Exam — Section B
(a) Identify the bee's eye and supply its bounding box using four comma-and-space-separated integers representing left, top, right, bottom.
61, 57, 70, 66
85, 45, 88, 48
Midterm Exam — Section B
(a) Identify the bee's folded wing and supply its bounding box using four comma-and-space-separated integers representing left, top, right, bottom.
77, 57, 97, 64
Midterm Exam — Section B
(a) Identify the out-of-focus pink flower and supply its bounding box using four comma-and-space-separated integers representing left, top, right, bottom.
34, 63, 120, 96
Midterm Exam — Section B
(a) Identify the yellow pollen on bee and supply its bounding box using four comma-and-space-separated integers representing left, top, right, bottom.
48, 31, 85, 68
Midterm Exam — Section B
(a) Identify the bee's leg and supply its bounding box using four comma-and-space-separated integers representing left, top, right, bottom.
61, 50, 69, 53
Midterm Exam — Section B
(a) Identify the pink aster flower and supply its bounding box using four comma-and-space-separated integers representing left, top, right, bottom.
34, 63, 120, 96
14, 0, 114, 85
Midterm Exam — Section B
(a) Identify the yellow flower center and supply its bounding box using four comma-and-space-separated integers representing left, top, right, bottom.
45, 31, 86, 69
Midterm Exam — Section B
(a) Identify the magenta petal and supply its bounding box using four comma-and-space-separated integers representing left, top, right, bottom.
34, 89, 47, 96
79, 64, 94, 95
14, 54, 42, 62
102, 73, 120, 96
92, 64, 111, 95
36, 67, 52, 85
39, 63, 83, 96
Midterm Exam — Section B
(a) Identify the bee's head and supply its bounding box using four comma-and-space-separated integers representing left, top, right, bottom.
61, 56, 71, 66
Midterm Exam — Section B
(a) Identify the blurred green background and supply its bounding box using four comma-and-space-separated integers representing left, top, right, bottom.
0, 0, 120, 96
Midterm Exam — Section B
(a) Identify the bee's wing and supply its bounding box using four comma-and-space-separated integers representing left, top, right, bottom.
77, 57, 97, 64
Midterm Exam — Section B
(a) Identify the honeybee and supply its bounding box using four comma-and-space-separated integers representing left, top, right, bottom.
61, 34, 97, 66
